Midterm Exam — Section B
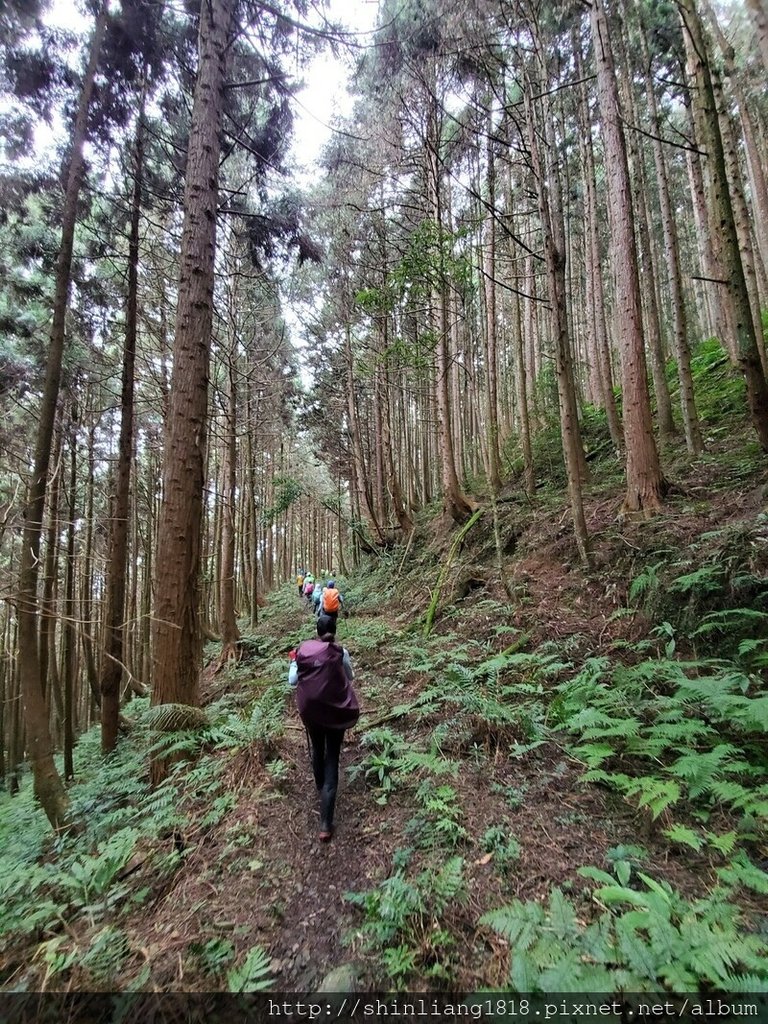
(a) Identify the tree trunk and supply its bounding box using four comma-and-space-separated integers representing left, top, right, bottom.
638, 18, 702, 454
425, 87, 474, 524
615, 9, 675, 443
39, 424, 62, 708
218, 342, 241, 655
15, 4, 108, 828
526, 84, 590, 564
679, 0, 768, 450
686, 136, 727, 344
101, 103, 143, 753
703, 2, 768, 280
574, 33, 623, 448
483, 112, 502, 494
151, 0, 235, 782
63, 406, 78, 780
590, 0, 666, 514
344, 323, 386, 544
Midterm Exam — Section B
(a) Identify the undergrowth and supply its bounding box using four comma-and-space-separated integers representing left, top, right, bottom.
4, 351, 768, 993
0, 683, 283, 989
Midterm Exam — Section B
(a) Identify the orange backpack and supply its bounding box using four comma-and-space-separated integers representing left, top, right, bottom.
323, 588, 341, 613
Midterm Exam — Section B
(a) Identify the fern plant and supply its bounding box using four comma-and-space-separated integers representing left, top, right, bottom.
351, 728, 458, 803
481, 871, 768, 992
226, 945, 274, 992
405, 781, 467, 850
346, 856, 466, 986
207, 684, 286, 756
557, 655, 768, 833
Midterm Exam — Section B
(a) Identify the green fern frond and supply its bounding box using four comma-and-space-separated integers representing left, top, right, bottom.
148, 704, 209, 731
669, 744, 743, 797
614, 916, 658, 980
662, 824, 704, 851
624, 777, 681, 818
480, 901, 545, 949
226, 945, 273, 992
723, 973, 768, 991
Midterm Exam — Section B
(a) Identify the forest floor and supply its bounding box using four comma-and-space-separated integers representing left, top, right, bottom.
2, 425, 768, 995
111, 430, 768, 992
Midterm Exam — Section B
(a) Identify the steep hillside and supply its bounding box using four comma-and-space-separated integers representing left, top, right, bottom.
2, 411, 767, 997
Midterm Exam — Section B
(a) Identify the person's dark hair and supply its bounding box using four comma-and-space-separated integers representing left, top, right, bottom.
316, 613, 337, 637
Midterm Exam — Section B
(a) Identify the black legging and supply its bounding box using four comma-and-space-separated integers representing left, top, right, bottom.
306, 724, 344, 831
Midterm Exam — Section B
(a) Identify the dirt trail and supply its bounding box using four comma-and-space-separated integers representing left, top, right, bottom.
127, 621, 393, 990
126, 577, 716, 991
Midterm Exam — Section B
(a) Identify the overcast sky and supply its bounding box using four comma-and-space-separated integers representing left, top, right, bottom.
38, 0, 380, 174
289, 0, 380, 172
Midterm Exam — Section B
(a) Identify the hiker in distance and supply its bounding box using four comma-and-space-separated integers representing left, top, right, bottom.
302, 571, 316, 607
288, 614, 359, 841
311, 581, 323, 617
321, 579, 344, 620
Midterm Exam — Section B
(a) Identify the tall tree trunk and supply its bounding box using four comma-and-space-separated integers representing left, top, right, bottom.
151, 0, 235, 779
710, 60, 767, 374
219, 345, 241, 654
703, 2, 768, 280
39, 425, 62, 707
63, 406, 78, 781
686, 136, 727, 344
526, 85, 590, 564
679, 0, 768, 450
615, 9, 676, 442
15, 5, 108, 828
483, 113, 502, 494
590, 0, 666, 514
512, 277, 535, 497
425, 87, 474, 524
574, 32, 623, 448
638, 16, 702, 454
101, 103, 143, 753
80, 421, 100, 711
344, 323, 385, 544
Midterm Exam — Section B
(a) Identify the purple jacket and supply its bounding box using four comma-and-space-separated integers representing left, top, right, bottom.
295, 638, 360, 730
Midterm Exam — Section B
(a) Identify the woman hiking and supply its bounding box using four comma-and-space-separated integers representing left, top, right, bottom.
288, 614, 359, 841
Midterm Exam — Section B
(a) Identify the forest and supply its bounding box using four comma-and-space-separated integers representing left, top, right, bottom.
1, 0, 768, 1008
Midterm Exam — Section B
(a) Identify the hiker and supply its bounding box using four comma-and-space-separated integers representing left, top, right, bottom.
311, 582, 323, 616
304, 578, 315, 608
296, 570, 305, 599
288, 614, 359, 841
321, 579, 344, 620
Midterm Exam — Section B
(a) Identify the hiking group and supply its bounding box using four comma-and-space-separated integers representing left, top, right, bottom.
289, 573, 357, 842
295, 570, 344, 620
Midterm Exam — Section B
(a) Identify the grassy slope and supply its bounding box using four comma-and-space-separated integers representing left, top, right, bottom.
2, 345, 768, 993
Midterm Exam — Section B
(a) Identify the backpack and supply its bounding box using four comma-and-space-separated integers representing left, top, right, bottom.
305, 582, 314, 596
323, 587, 341, 614
295, 638, 359, 730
